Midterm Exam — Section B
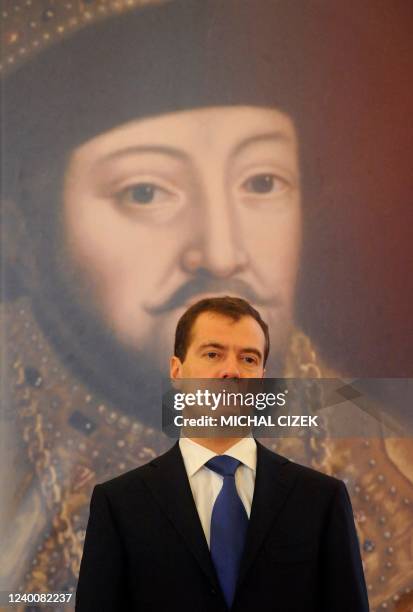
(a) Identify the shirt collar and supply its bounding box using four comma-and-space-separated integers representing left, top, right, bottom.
179, 436, 257, 477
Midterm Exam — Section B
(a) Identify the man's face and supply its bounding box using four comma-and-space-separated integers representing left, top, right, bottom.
62, 105, 301, 373
170, 311, 266, 379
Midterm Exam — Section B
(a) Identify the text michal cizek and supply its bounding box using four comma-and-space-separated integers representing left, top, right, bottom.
174, 414, 319, 428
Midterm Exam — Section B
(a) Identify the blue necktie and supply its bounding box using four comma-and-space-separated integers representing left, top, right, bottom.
205, 455, 249, 608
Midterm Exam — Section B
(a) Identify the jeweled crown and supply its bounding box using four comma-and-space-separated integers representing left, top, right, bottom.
1, 0, 169, 74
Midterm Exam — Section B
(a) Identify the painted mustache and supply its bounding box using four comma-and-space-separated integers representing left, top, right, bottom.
147, 271, 281, 315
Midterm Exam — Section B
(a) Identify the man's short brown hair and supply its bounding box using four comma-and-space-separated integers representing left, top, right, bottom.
174, 296, 270, 366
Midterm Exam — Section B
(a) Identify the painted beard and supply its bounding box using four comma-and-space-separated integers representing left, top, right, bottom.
30, 225, 165, 428
30, 214, 293, 429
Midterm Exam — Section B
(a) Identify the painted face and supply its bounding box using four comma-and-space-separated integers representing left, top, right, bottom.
62, 105, 301, 373
170, 311, 266, 379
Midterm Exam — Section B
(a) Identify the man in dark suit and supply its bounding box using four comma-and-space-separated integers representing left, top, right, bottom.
76, 296, 369, 611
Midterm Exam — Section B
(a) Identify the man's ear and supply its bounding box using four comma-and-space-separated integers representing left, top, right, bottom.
170, 355, 183, 379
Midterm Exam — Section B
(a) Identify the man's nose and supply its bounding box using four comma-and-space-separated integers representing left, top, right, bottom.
219, 356, 241, 379
181, 183, 249, 277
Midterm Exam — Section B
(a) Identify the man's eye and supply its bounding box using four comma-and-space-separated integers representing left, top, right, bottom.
243, 356, 258, 365
242, 173, 287, 195
206, 352, 218, 359
118, 182, 172, 205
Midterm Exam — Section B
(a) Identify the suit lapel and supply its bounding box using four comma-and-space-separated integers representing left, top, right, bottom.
139, 442, 221, 592
138, 440, 297, 598
237, 441, 297, 589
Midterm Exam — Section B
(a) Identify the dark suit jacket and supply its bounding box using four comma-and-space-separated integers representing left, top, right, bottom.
76, 441, 369, 611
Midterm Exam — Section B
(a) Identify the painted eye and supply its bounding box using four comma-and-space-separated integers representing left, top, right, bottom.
206, 352, 218, 359
242, 173, 287, 195
119, 182, 172, 205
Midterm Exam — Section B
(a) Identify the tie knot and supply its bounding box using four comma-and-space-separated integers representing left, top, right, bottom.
205, 455, 242, 477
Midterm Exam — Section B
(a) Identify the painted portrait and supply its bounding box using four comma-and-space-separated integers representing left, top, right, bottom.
1, 0, 412, 609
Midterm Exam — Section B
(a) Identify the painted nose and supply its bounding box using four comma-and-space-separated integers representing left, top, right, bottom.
181, 185, 248, 277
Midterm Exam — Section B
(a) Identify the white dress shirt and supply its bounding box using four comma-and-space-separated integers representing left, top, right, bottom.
179, 436, 257, 548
